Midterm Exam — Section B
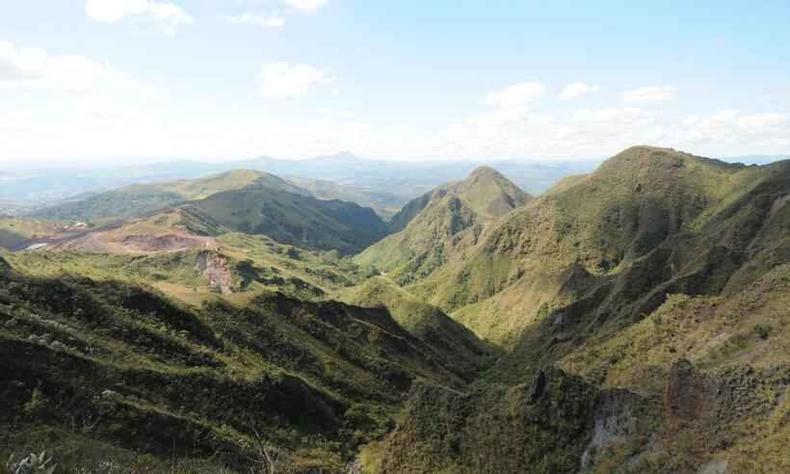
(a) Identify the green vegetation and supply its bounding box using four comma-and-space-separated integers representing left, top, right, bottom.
0, 254, 487, 471
28, 170, 302, 223
337, 276, 497, 381
356, 166, 530, 284
3, 146, 789, 472
19, 169, 392, 256
405, 146, 789, 345
366, 146, 790, 472
4, 230, 375, 306
186, 181, 389, 254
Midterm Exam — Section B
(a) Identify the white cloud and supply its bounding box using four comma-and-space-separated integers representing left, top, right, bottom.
0, 39, 162, 163
2, 59, 789, 164
283, 0, 329, 14
623, 85, 677, 103
485, 81, 546, 111
85, 0, 193, 35
682, 110, 790, 149
227, 12, 286, 29
559, 81, 598, 100
0, 40, 148, 94
227, 0, 328, 29
258, 62, 334, 99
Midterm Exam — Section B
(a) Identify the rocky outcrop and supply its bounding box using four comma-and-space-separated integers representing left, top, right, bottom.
665, 359, 712, 427
580, 389, 644, 469
196, 250, 233, 294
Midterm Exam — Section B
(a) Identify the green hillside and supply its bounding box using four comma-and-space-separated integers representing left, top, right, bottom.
367, 146, 790, 473
385, 165, 531, 233
0, 218, 72, 250
29, 170, 299, 223
187, 183, 389, 254
24, 170, 391, 255
356, 166, 530, 284
409, 146, 785, 344
3, 146, 789, 473
0, 252, 490, 472
337, 276, 497, 380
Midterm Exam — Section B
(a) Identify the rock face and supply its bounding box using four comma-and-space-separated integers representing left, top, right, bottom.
196, 250, 233, 294
580, 389, 643, 469
665, 359, 711, 427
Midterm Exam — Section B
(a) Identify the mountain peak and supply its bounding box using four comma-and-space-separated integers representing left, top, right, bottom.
214, 169, 265, 179
448, 166, 530, 218
467, 165, 503, 180
604, 145, 740, 171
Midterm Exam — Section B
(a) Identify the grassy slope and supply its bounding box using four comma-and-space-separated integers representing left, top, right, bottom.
0, 250, 491, 472
365, 147, 790, 473
188, 183, 389, 254
355, 166, 530, 284
409, 146, 783, 345
336, 276, 497, 381
4, 229, 373, 306
28, 170, 293, 223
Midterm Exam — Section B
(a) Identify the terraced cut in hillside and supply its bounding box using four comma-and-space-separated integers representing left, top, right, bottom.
1, 146, 788, 473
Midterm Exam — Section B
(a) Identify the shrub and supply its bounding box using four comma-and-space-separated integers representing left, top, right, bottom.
753, 324, 771, 340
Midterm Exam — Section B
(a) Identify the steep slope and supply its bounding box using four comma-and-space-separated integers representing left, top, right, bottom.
29, 170, 299, 223
411, 146, 785, 344
385, 165, 531, 233
26, 171, 390, 255
0, 255, 491, 472
187, 182, 389, 254
356, 166, 530, 284
366, 146, 790, 473
337, 276, 496, 380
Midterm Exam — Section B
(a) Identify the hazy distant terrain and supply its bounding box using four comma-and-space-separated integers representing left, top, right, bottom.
3, 153, 599, 214
4, 153, 784, 214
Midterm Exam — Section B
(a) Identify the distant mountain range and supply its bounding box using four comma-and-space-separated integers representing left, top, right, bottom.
1, 152, 598, 210
5, 152, 785, 218
20, 170, 390, 255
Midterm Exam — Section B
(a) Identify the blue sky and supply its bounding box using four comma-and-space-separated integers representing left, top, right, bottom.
1, 0, 789, 164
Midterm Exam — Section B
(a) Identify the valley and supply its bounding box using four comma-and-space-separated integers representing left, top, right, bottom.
1, 146, 788, 473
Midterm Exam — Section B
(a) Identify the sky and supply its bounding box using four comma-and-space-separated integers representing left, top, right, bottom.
1, 0, 790, 165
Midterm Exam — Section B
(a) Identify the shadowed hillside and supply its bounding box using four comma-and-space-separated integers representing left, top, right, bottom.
17, 169, 391, 255
185, 181, 389, 254
0, 256, 491, 471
